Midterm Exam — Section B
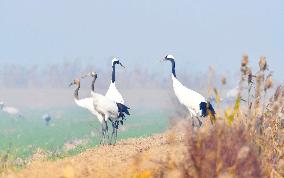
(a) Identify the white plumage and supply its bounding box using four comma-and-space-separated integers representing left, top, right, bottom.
77, 58, 128, 145
105, 58, 125, 104
0, 101, 22, 117
69, 78, 108, 144
69, 79, 104, 124
75, 98, 104, 123
83, 72, 130, 144
92, 91, 121, 121
105, 83, 124, 104
162, 55, 215, 125
172, 74, 206, 117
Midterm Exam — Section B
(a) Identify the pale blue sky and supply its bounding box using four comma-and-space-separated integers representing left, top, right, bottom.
0, 0, 283, 78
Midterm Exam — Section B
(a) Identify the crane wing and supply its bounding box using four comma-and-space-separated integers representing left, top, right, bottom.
172, 76, 206, 114
93, 93, 119, 114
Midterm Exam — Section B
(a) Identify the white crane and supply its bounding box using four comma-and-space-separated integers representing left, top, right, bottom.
82, 71, 130, 144
161, 55, 215, 126
0, 101, 22, 118
69, 79, 107, 144
105, 58, 125, 104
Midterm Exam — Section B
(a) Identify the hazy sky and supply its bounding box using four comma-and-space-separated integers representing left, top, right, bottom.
0, 0, 283, 79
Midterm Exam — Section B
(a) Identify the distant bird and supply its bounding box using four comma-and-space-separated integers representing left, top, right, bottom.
161, 55, 215, 126
42, 114, 52, 126
226, 86, 239, 99
0, 101, 22, 117
69, 79, 106, 143
82, 71, 130, 144
105, 58, 125, 104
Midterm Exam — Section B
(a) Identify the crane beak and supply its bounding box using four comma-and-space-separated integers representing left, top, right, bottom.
119, 62, 125, 68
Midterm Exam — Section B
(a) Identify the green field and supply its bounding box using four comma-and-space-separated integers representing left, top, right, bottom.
0, 107, 169, 159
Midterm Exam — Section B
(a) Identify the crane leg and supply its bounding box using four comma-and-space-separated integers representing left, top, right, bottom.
110, 121, 115, 145
197, 117, 202, 127
110, 121, 119, 145
190, 114, 195, 127
104, 120, 109, 144
188, 110, 195, 127
99, 120, 109, 145
114, 127, 118, 144
100, 123, 105, 145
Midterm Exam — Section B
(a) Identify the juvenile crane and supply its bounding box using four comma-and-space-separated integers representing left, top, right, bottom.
161, 55, 215, 126
83, 72, 130, 144
69, 79, 107, 144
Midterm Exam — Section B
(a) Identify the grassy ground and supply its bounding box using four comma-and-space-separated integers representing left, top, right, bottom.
1, 128, 186, 178
0, 107, 169, 165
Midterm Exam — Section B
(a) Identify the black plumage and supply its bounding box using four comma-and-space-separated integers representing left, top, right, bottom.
199, 102, 216, 117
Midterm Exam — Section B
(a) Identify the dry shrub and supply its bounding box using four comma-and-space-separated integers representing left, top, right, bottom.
185, 121, 263, 178
130, 120, 264, 178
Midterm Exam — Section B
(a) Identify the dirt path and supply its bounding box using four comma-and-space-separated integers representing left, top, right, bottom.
2, 130, 187, 178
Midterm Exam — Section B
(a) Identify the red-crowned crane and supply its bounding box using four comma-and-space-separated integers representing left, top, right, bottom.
105, 58, 125, 104
161, 55, 215, 126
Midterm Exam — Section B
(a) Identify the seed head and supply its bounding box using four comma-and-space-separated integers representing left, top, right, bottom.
259, 56, 267, 71
241, 54, 249, 67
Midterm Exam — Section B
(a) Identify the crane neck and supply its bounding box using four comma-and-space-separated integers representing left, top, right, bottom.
91, 76, 97, 93
74, 84, 80, 100
168, 58, 176, 78
112, 64, 116, 83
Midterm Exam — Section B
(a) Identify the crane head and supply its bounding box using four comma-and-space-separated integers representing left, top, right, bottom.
161, 54, 175, 62
69, 79, 80, 87
112, 58, 125, 68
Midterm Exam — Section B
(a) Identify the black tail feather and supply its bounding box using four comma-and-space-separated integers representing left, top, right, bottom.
200, 102, 216, 117
114, 103, 130, 129
116, 103, 130, 116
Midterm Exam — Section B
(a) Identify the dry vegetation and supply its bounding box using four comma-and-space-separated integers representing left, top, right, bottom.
123, 55, 284, 178
1, 55, 284, 178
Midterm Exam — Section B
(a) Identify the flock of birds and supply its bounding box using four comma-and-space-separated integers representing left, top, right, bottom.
69, 55, 215, 145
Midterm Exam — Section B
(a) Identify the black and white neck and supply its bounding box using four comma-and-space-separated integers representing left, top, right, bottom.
165, 55, 176, 78
111, 58, 120, 83
91, 75, 98, 93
